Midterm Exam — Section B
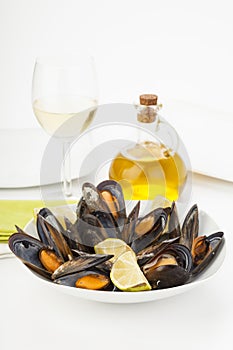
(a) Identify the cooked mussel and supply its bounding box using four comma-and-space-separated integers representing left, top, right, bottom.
137, 237, 179, 266
190, 231, 225, 279
179, 204, 225, 280
54, 269, 112, 290
75, 273, 111, 290
97, 180, 127, 230
8, 231, 51, 279
39, 248, 63, 273
82, 182, 110, 213
130, 208, 168, 253
39, 216, 73, 262
143, 243, 192, 289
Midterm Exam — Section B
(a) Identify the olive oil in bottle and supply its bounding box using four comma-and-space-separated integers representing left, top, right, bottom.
109, 94, 187, 201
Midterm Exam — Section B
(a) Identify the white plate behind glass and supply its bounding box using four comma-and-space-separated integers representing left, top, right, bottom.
24, 209, 226, 304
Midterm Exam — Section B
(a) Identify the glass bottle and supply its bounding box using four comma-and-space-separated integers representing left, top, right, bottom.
109, 94, 187, 201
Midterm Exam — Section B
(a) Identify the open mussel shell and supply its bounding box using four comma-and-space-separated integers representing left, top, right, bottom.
73, 213, 118, 247
190, 231, 225, 280
37, 208, 65, 244
137, 237, 180, 267
97, 180, 127, 230
81, 182, 121, 229
37, 208, 74, 262
72, 249, 113, 273
65, 218, 93, 253
37, 215, 63, 259
76, 197, 89, 219
54, 268, 113, 290
39, 216, 73, 262
8, 232, 51, 280
161, 202, 181, 241
130, 208, 168, 253
92, 211, 120, 238
52, 253, 113, 280
123, 201, 141, 244
143, 243, 192, 289
82, 182, 110, 213
180, 204, 199, 250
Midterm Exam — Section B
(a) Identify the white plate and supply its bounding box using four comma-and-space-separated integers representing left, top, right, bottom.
24, 209, 226, 304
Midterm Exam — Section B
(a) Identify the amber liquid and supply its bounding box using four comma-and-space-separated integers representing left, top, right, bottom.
109, 141, 187, 201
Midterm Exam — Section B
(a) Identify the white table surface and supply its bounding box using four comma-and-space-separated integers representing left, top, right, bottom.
1, 173, 232, 350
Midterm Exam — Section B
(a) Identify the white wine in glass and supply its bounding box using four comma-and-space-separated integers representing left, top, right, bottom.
32, 55, 98, 196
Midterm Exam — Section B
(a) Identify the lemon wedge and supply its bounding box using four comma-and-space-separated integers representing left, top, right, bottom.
94, 238, 131, 262
110, 250, 152, 292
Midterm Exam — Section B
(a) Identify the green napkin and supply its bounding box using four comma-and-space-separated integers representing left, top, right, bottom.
0, 199, 76, 243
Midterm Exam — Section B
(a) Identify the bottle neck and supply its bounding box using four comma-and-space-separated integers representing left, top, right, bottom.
135, 103, 162, 124
133, 103, 161, 145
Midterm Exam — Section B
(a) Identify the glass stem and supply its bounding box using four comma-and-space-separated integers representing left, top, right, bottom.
63, 140, 72, 197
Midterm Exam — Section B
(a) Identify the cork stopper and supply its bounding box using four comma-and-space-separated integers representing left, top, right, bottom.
140, 94, 158, 106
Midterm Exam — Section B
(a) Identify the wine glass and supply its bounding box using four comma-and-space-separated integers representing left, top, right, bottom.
32, 54, 98, 197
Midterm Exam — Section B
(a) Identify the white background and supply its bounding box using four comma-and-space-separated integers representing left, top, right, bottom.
0, 0, 233, 128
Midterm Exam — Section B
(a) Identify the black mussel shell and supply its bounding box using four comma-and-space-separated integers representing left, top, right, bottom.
207, 231, 224, 247
143, 243, 192, 273
123, 201, 141, 244
8, 232, 51, 279
82, 182, 121, 231
52, 253, 113, 280
37, 208, 65, 244
76, 197, 89, 219
130, 208, 168, 253
39, 216, 73, 262
82, 182, 109, 213
190, 232, 225, 280
37, 214, 62, 259
72, 249, 113, 273
137, 237, 179, 267
146, 265, 190, 289
97, 180, 127, 230
143, 243, 192, 289
74, 213, 115, 247
63, 216, 73, 232
180, 204, 199, 250
93, 211, 120, 238
166, 202, 181, 239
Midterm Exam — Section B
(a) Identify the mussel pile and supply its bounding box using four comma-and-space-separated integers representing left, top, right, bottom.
8, 180, 225, 292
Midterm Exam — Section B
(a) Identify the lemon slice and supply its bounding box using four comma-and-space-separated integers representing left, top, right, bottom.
94, 238, 131, 262
110, 250, 152, 292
